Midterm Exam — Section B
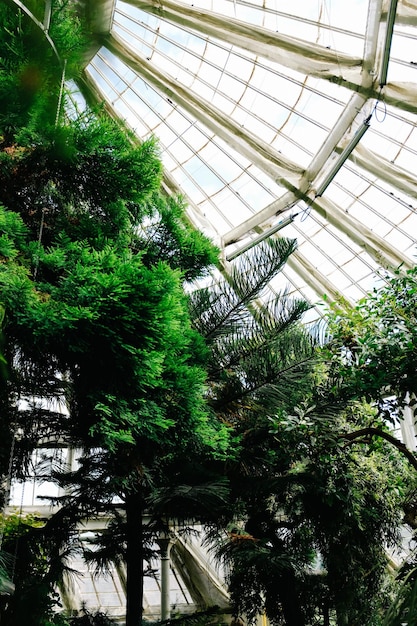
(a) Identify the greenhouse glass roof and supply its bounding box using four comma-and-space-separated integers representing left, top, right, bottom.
76, 0, 417, 308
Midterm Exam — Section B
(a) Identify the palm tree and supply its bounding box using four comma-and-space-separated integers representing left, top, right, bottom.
189, 236, 315, 425
188, 236, 317, 626
189, 239, 408, 626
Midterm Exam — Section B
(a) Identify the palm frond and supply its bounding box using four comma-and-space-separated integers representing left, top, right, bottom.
190, 237, 298, 341
0, 550, 14, 596
210, 328, 316, 417
147, 480, 230, 524
209, 297, 313, 377
383, 567, 417, 626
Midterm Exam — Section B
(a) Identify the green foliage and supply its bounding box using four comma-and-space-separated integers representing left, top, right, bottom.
0, 550, 14, 597
160, 606, 230, 626
0, 510, 45, 539
1, 143, 224, 463
0, 205, 29, 260
142, 194, 220, 281
218, 398, 407, 626
190, 237, 315, 428
0, 302, 8, 382
67, 607, 117, 625
284, 268, 417, 624
0, 1, 87, 145
0, 118, 163, 252
189, 237, 325, 625
0, 6, 224, 621
383, 566, 417, 626
0, 511, 73, 626
0, 7, 226, 624
197, 245, 410, 626
324, 266, 417, 412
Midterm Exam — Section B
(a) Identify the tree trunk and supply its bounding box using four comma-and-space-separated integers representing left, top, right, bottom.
125, 492, 144, 626
323, 600, 330, 626
277, 571, 305, 626
336, 609, 349, 626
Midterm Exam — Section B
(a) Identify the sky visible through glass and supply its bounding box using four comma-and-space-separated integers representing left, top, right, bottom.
82, 0, 417, 311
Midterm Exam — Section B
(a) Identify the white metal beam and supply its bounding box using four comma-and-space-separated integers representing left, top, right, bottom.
302, 94, 370, 195
79, 69, 223, 246
355, 143, 417, 198
125, 0, 363, 85
287, 251, 355, 307
222, 191, 299, 246
105, 32, 304, 186
313, 195, 413, 271
119, 0, 417, 115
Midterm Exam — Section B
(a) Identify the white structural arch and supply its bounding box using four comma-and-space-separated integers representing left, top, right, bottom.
72, 0, 417, 309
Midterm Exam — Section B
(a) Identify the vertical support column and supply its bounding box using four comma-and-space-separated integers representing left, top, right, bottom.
44, 0, 52, 32
157, 532, 173, 621
60, 447, 75, 498
400, 393, 417, 451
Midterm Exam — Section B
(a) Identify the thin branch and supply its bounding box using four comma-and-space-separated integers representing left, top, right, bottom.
340, 427, 417, 471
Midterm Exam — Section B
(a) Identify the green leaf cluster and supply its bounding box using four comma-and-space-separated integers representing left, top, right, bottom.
0, 0, 87, 146
324, 266, 417, 408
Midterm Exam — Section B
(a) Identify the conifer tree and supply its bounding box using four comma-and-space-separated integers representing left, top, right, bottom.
0, 4, 224, 625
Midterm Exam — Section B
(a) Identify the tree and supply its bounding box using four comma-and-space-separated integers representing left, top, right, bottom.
188, 238, 319, 626
0, 0, 87, 507
188, 246, 412, 626
320, 266, 417, 626
0, 511, 75, 626
1, 114, 224, 625
0, 4, 225, 625
213, 369, 408, 625
323, 266, 417, 414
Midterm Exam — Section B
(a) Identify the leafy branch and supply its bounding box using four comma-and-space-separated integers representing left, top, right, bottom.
340, 427, 417, 471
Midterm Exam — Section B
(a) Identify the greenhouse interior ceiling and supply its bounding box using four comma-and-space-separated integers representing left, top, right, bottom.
68, 0, 417, 310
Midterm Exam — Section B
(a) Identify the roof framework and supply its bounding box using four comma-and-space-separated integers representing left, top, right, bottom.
75, 0, 417, 307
